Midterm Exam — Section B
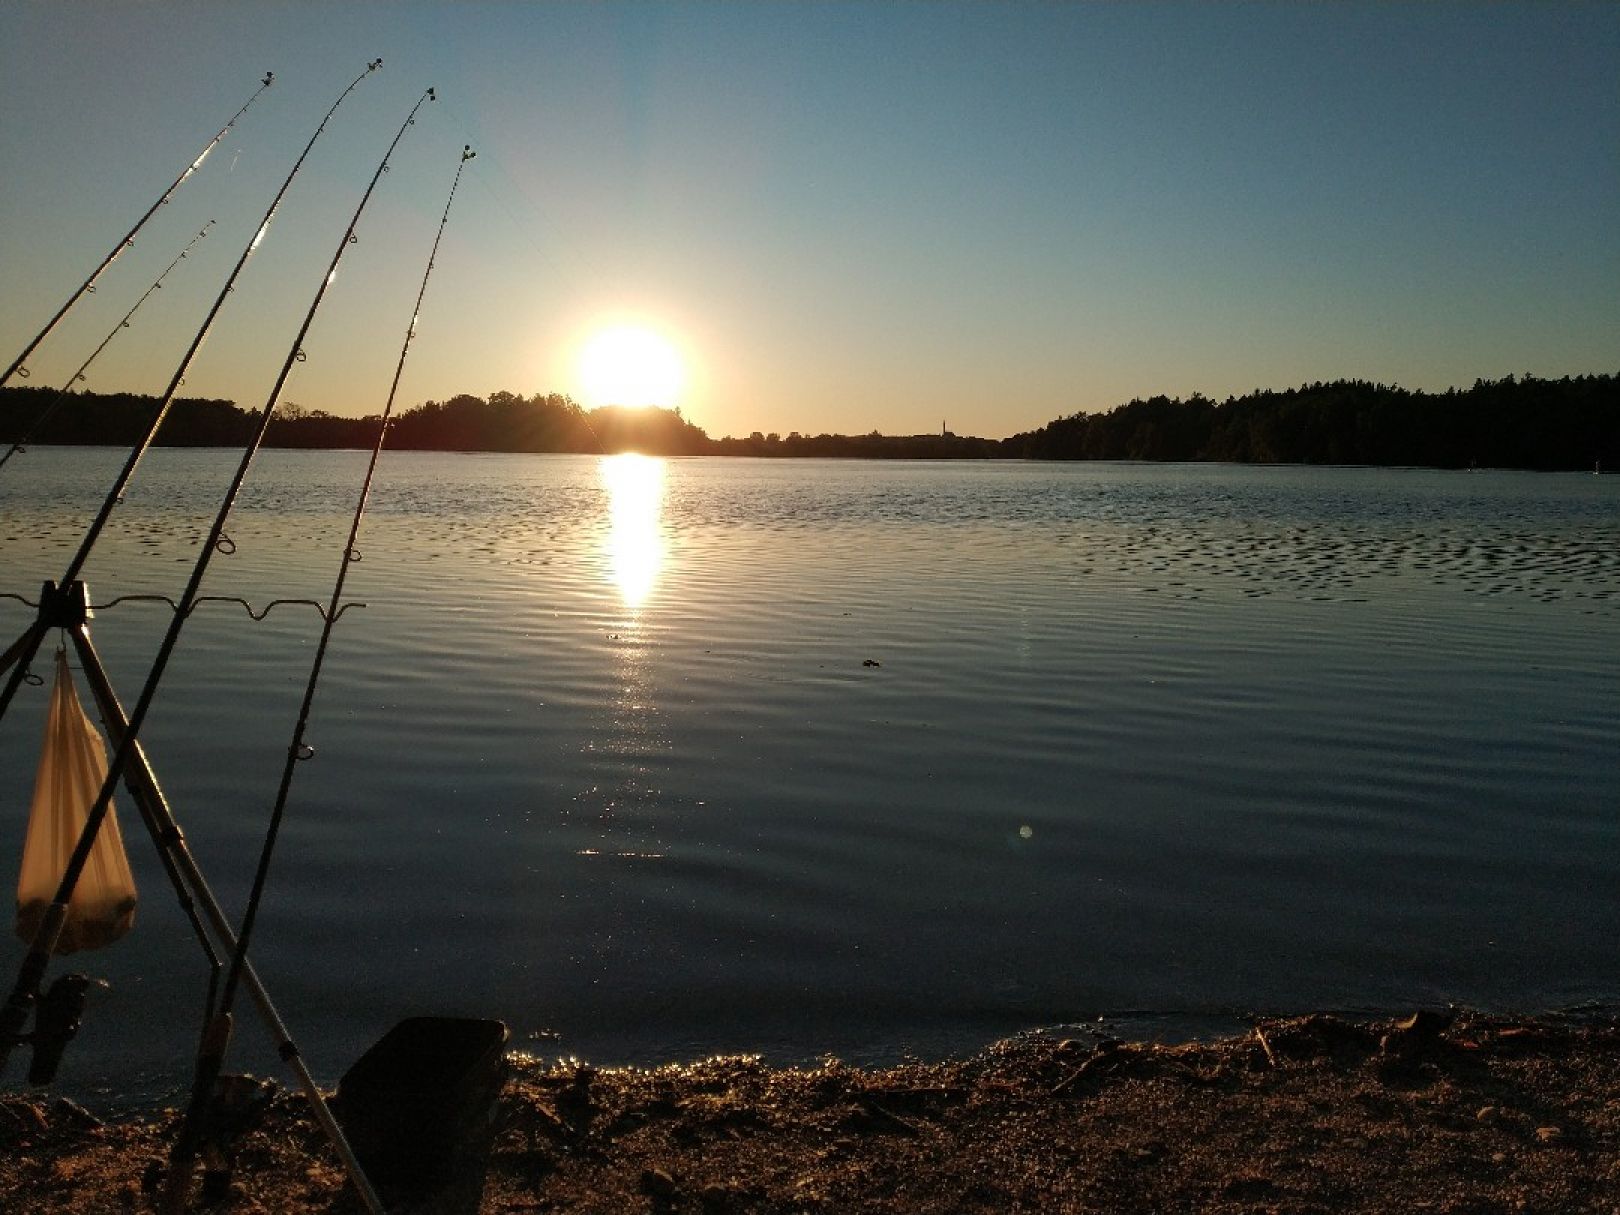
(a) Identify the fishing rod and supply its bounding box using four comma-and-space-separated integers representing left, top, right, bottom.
99, 81, 432, 1215
0, 59, 391, 1215
1, 73, 273, 389
19, 76, 435, 1215
0, 222, 216, 473
164, 137, 471, 1212
0, 60, 382, 736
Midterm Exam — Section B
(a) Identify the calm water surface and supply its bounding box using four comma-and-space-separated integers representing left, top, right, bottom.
1, 449, 1616, 1105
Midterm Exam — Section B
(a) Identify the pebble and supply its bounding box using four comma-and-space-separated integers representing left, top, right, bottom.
1534, 1126, 1562, 1144
640, 1166, 678, 1198
6, 1103, 49, 1133
1393, 1009, 1453, 1037
51, 1099, 102, 1130
698, 1182, 736, 1210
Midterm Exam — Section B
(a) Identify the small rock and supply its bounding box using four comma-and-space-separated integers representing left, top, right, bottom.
526, 1101, 567, 1138
1476, 1105, 1498, 1122
1393, 1009, 1454, 1037
1490, 1151, 1507, 1165
1534, 1126, 1563, 1144
51, 1097, 102, 1130
699, 1182, 737, 1211
640, 1167, 678, 1198
3, 1102, 49, 1133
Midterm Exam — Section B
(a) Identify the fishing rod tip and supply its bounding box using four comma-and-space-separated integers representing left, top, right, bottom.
428, 87, 437, 101
463, 147, 476, 161
263, 71, 274, 87
368, 58, 383, 71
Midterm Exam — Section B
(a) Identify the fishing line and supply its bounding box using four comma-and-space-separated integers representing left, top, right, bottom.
157, 85, 440, 1215
431, 95, 614, 294
0, 61, 382, 735
0, 222, 216, 474
1, 73, 274, 389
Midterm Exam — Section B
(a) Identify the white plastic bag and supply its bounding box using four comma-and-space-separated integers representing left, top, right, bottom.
15, 649, 137, 954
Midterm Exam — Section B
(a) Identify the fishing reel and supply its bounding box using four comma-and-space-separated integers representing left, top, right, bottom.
7, 973, 102, 1085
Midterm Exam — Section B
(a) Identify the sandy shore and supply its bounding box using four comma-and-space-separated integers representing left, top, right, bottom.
3, 1011, 1617, 1213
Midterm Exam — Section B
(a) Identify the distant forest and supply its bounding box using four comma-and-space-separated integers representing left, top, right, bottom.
1, 373, 1615, 470
1004, 374, 1617, 470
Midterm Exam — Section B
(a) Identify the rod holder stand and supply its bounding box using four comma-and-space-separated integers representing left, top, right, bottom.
37, 580, 91, 630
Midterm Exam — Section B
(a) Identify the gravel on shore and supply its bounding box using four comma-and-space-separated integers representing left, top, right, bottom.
2, 1010, 1617, 1213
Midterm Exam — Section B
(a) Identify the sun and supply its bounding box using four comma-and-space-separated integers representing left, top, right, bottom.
578, 325, 684, 409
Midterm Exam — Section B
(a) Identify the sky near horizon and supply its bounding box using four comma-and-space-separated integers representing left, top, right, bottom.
1, 2, 1615, 441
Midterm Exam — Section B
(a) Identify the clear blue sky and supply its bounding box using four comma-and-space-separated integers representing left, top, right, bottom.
2, 2, 1615, 439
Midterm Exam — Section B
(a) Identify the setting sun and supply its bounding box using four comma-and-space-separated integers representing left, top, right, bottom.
578, 325, 684, 410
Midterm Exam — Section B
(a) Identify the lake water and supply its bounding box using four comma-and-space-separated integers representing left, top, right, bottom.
1, 449, 1617, 1106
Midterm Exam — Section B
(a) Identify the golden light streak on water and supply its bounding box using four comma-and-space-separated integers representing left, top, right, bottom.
601, 453, 666, 609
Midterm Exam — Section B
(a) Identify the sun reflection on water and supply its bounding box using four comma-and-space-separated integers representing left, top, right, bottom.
601, 453, 666, 609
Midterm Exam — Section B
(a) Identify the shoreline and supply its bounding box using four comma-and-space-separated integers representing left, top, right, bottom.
4, 1009, 1617, 1213
3, 441, 1616, 475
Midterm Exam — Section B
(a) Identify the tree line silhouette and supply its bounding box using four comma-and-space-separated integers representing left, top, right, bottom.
2, 373, 1614, 469
0, 388, 712, 457
1002, 375, 1617, 470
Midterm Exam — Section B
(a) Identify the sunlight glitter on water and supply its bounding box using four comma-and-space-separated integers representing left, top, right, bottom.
601, 453, 666, 610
